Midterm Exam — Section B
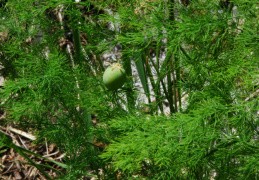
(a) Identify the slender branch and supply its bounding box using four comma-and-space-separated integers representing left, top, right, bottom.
70, 0, 93, 146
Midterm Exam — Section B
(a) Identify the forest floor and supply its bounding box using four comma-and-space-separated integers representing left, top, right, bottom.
0, 116, 66, 180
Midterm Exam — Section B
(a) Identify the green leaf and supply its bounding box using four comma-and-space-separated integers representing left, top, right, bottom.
133, 46, 151, 104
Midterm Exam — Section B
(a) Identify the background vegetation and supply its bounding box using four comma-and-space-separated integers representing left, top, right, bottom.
0, 0, 258, 179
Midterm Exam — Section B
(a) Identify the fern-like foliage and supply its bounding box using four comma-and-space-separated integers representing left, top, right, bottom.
0, 0, 258, 179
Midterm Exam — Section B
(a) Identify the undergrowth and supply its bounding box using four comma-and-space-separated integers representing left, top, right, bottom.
0, 0, 258, 179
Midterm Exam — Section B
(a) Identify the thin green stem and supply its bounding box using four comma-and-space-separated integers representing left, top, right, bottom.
175, 55, 181, 112
141, 51, 151, 105
146, 50, 164, 114
169, 0, 175, 22
122, 51, 135, 112
180, 45, 192, 61
148, 49, 174, 113
71, 1, 93, 148
171, 61, 177, 111
163, 50, 175, 113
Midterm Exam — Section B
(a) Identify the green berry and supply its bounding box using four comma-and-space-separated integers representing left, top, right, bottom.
103, 63, 126, 90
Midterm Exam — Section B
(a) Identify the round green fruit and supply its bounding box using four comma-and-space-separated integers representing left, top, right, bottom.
103, 63, 126, 90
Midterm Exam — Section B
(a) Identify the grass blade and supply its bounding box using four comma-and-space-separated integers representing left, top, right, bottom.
133, 47, 151, 105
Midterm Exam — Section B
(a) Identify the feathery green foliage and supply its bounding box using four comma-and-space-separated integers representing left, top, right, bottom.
0, 0, 258, 179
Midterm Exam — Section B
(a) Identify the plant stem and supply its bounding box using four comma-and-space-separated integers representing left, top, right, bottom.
163, 50, 175, 113
122, 50, 135, 112
148, 49, 174, 113
71, 1, 93, 147
146, 50, 164, 114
